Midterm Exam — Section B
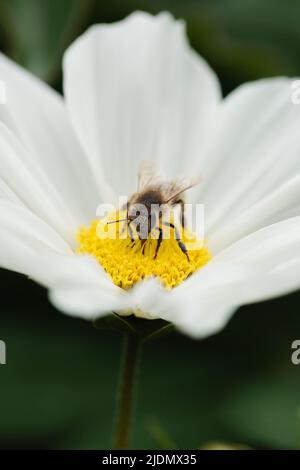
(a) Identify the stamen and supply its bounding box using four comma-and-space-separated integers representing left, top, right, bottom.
76, 211, 212, 290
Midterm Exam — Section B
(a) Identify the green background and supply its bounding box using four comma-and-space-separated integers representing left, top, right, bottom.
0, 0, 300, 449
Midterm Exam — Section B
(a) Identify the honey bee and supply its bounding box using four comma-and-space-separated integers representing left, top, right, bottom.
109, 161, 200, 260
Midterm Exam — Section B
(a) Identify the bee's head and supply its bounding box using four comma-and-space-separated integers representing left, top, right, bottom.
128, 202, 148, 220
128, 202, 153, 238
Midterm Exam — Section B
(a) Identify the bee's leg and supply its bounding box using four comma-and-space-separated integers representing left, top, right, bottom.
128, 222, 135, 244
177, 239, 190, 262
174, 199, 186, 228
154, 227, 163, 259
180, 200, 186, 228
141, 238, 147, 255
163, 222, 190, 262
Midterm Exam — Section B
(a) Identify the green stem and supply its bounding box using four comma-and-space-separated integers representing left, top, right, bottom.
113, 333, 141, 449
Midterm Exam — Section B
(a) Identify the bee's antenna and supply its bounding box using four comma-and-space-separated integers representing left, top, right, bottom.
106, 218, 129, 225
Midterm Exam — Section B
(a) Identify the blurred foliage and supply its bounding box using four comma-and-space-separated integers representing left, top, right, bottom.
1, 271, 300, 449
0, 0, 300, 450
1, 0, 300, 93
200, 442, 250, 450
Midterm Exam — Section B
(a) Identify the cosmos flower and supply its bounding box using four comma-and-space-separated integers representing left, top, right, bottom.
0, 11, 299, 338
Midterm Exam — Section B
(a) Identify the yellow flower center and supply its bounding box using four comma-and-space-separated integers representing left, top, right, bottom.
76, 211, 212, 290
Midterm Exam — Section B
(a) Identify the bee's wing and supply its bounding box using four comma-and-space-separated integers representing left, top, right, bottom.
163, 176, 200, 203
138, 160, 163, 190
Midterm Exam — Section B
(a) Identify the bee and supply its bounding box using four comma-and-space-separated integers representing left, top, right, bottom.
109, 161, 200, 260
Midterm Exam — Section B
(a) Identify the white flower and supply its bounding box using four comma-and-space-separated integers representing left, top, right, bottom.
0, 11, 299, 339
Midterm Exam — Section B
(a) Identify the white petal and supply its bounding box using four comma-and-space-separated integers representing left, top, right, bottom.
117, 262, 253, 337
126, 277, 170, 319
210, 173, 300, 252
63, 11, 221, 198
0, 200, 71, 278
214, 216, 300, 270
49, 282, 128, 319
195, 78, 300, 247
169, 258, 300, 339
0, 199, 126, 317
160, 217, 300, 338
181, 216, 300, 299
168, 302, 237, 339
0, 122, 77, 244
0, 52, 103, 223
47, 256, 129, 319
